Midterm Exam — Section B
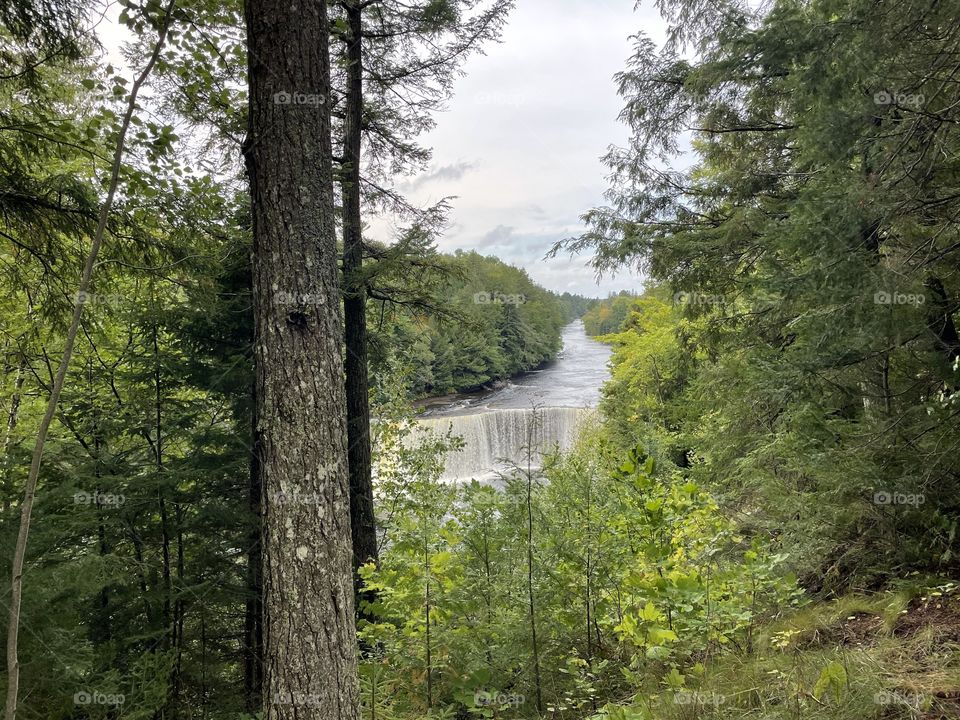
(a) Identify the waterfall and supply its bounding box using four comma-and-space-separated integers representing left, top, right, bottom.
413, 407, 593, 480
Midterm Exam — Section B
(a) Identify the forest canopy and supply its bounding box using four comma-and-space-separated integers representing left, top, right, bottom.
370, 250, 592, 397
1, 0, 959, 718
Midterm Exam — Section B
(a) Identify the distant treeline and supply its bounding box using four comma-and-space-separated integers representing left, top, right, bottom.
582, 290, 638, 336
371, 251, 594, 396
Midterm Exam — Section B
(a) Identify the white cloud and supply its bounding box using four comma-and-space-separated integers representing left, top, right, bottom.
399, 161, 477, 192
388, 0, 667, 297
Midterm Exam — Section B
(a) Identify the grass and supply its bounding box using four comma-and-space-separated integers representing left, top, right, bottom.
599, 579, 960, 720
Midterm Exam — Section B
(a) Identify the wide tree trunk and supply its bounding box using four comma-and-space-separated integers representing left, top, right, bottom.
243, 0, 359, 716
341, 0, 380, 603
243, 382, 263, 712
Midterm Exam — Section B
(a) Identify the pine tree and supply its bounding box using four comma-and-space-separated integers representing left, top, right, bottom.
243, 0, 359, 715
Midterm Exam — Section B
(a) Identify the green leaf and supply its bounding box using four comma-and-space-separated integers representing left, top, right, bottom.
663, 667, 685, 689
639, 602, 661, 622
648, 626, 678, 644
813, 661, 847, 702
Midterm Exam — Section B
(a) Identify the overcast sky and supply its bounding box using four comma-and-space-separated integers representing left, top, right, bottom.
98, 0, 669, 298
382, 0, 670, 298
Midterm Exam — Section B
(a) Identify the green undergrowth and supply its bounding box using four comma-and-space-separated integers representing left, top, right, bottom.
595, 580, 960, 720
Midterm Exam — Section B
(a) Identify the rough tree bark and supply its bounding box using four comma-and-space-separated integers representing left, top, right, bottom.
340, 0, 380, 607
243, 381, 263, 712
243, 0, 360, 717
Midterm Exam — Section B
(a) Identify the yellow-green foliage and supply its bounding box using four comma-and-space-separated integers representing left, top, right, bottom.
595, 582, 960, 720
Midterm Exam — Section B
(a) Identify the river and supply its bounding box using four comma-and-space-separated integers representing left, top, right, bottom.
415, 320, 612, 480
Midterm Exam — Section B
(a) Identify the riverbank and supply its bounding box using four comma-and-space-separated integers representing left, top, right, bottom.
411, 364, 550, 415
396, 321, 612, 481
414, 320, 612, 418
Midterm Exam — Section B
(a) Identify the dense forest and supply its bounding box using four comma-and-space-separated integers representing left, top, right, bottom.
581, 292, 635, 337
371, 250, 589, 397
1, 0, 959, 719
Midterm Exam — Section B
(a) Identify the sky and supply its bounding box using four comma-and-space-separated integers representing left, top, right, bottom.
379, 0, 670, 298
96, 0, 670, 299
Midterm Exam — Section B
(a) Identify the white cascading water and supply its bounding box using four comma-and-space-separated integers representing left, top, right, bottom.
414, 407, 592, 480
